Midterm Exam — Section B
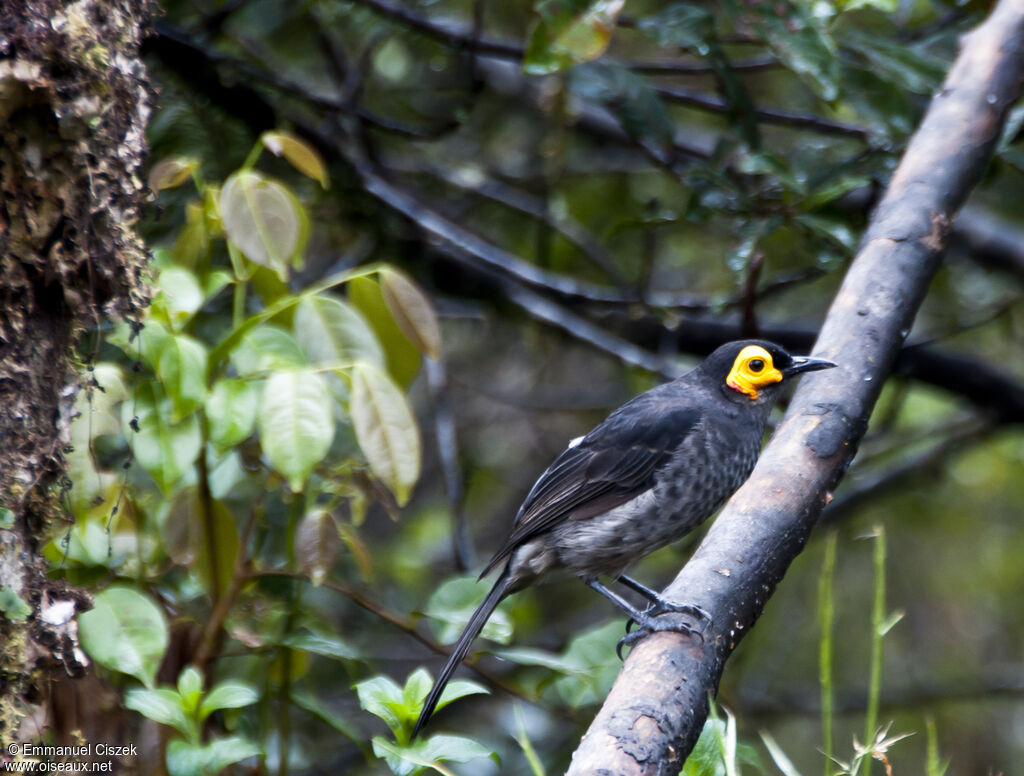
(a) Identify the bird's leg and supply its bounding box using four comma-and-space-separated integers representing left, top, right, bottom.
586, 580, 705, 660
585, 579, 647, 621
616, 575, 710, 622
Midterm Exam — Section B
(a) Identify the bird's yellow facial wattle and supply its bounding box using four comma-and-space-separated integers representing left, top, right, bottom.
725, 345, 783, 400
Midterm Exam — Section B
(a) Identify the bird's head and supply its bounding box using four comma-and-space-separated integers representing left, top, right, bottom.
698, 340, 836, 403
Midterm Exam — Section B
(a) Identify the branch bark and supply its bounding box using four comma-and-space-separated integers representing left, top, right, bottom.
567, 3, 1024, 773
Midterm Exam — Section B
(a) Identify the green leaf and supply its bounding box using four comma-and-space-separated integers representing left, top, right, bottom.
636, 3, 713, 49
570, 62, 673, 149
79, 586, 169, 688
52, 519, 118, 567
372, 734, 495, 776
258, 369, 334, 491
403, 667, 434, 711
123, 384, 202, 493
155, 267, 204, 330
293, 294, 384, 369
199, 681, 259, 721
347, 276, 421, 388
157, 335, 208, 421
110, 317, 171, 371
435, 679, 489, 714
794, 213, 858, 255
228, 324, 306, 378
524, 0, 625, 75
801, 174, 872, 211
219, 171, 304, 280
841, 28, 945, 95
754, 4, 839, 102
177, 666, 204, 717
0, 587, 31, 621
162, 485, 201, 566
125, 688, 192, 738
838, 63, 913, 135
498, 620, 621, 708
379, 270, 442, 361
837, 0, 898, 10
295, 509, 340, 586
177, 665, 203, 698
759, 731, 803, 776
172, 201, 211, 269
291, 690, 365, 745
282, 629, 360, 661
350, 362, 421, 506
149, 157, 196, 192
354, 675, 404, 731
425, 577, 513, 646
206, 379, 259, 450
682, 718, 728, 776
166, 736, 260, 776
261, 130, 329, 188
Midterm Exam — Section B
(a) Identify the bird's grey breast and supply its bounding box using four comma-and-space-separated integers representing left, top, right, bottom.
550, 405, 766, 580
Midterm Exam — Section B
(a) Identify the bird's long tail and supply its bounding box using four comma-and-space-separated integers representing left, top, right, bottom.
411, 569, 513, 739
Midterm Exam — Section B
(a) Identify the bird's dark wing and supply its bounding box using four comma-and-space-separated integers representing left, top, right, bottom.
480, 400, 700, 577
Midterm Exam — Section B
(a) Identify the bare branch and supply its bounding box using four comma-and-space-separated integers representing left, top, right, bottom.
568, 4, 1024, 772
655, 84, 872, 140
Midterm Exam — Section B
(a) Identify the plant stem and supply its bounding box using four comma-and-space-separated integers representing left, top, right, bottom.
818, 529, 838, 776
860, 525, 887, 776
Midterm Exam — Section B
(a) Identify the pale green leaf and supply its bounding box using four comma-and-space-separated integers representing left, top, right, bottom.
166, 736, 260, 776
177, 666, 203, 717
219, 171, 302, 280
282, 629, 360, 661
380, 269, 441, 361
79, 586, 169, 688
295, 509, 340, 586
125, 688, 192, 738
199, 681, 258, 721
350, 362, 421, 506
157, 335, 208, 421
229, 324, 306, 378
347, 276, 420, 388
148, 157, 196, 191
258, 369, 334, 491
124, 384, 202, 493
155, 267, 204, 330
0, 587, 31, 621
261, 130, 329, 188
354, 675, 404, 731
294, 294, 384, 369
206, 378, 259, 450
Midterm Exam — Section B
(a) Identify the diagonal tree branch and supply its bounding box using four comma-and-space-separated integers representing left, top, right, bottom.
567, 3, 1024, 773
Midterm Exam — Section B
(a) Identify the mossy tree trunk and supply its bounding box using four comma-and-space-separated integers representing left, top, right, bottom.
0, 0, 150, 736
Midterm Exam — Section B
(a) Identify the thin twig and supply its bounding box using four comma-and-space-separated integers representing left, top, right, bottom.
655, 84, 872, 140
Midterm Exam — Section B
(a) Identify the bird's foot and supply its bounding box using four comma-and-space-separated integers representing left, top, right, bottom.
623, 597, 709, 634
617, 603, 708, 660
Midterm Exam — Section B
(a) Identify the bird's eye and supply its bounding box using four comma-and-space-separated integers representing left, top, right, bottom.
749, 358, 765, 373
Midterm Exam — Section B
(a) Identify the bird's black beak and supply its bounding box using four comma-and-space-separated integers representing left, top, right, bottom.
783, 355, 837, 377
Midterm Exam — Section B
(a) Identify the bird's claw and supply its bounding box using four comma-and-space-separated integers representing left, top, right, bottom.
624, 599, 709, 634
617, 605, 709, 660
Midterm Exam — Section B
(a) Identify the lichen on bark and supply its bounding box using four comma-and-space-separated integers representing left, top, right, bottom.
0, 0, 151, 734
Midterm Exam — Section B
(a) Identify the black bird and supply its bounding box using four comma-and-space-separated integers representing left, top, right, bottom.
413, 340, 835, 738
